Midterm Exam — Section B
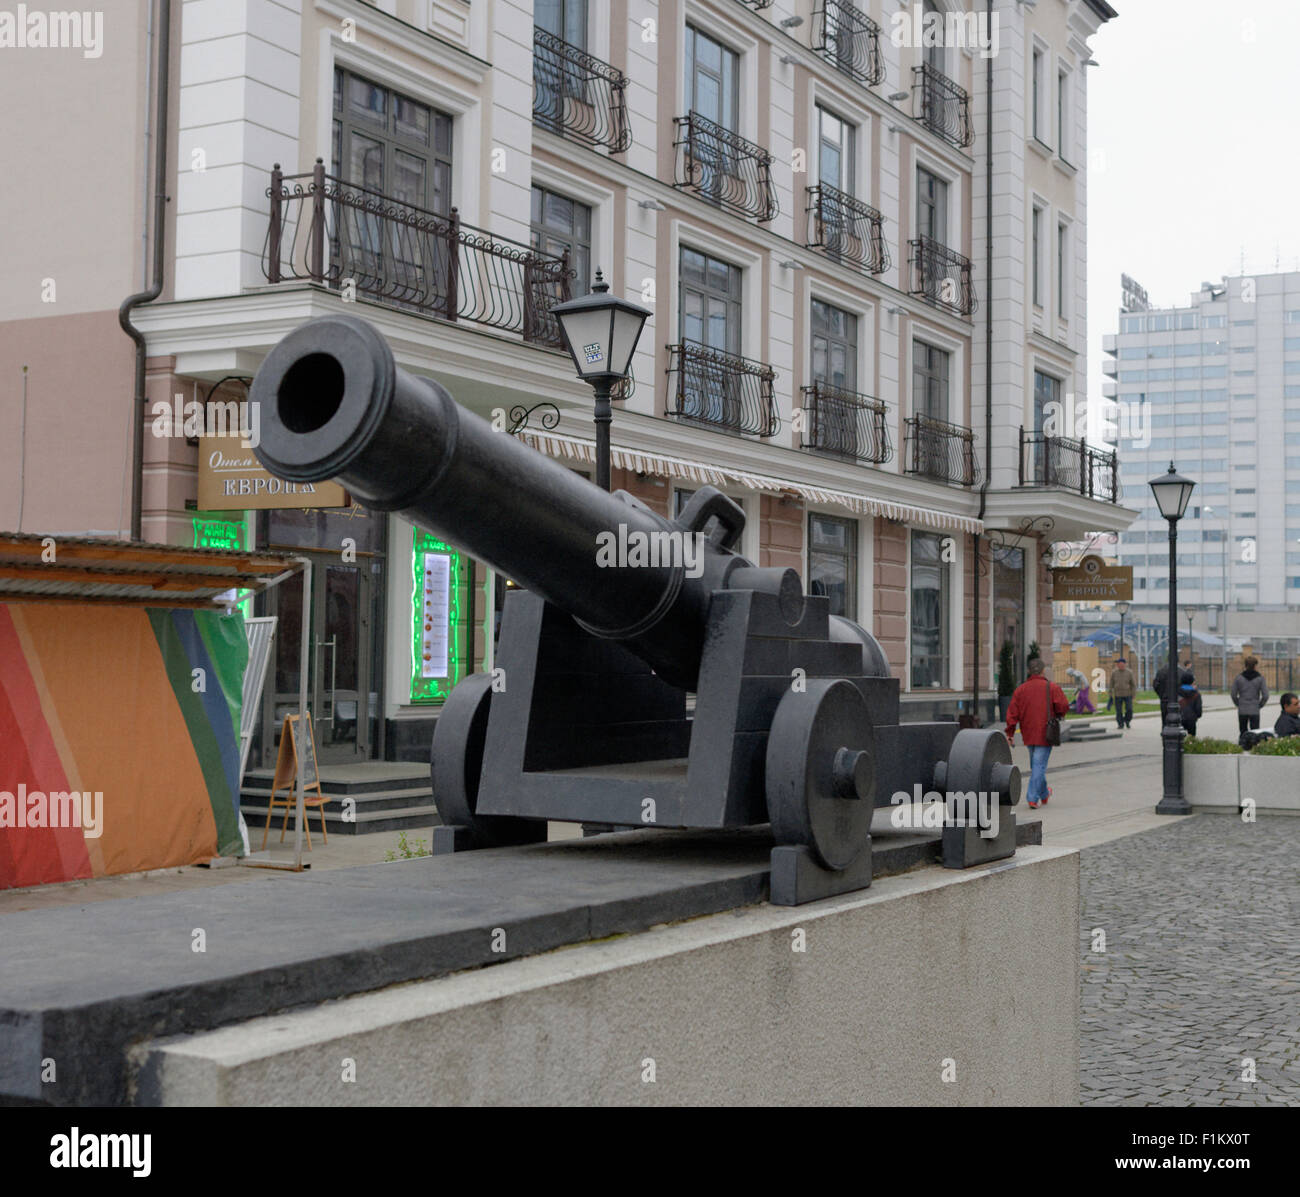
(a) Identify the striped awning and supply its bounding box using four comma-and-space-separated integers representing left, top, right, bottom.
519, 430, 984, 535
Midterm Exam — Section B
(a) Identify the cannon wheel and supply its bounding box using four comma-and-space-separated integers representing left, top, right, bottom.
933, 727, 1021, 808
431, 673, 545, 850
765, 679, 875, 872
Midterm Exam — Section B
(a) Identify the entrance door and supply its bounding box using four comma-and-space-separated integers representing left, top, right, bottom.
257, 507, 387, 767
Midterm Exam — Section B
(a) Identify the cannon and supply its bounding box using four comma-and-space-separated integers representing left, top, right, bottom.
251, 315, 1021, 904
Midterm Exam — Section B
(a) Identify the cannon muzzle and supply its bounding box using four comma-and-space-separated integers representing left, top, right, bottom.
251, 315, 754, 688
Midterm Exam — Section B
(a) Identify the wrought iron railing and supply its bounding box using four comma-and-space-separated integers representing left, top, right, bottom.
1019, 429, 1119, 502
908, 235, 976, 317
904, 414, 978, 486
812, 0, 884, 86
734, 0, 774, 8
532, 27, 631, 153
263, 161, 575, 346
805, 184, 889, 275
673, 112, 778, 223
800, 382, 891, 464
666, 341, 777, 436
912, 63, 973, 149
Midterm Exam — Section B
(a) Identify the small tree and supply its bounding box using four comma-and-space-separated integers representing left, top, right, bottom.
1027, 640, 1041, 668
997, 640, 1018, 697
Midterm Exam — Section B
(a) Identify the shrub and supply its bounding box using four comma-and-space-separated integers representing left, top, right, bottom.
998, 640, 1018, 697
1249, 736, 1300, 756
1182, 737, 1242, 755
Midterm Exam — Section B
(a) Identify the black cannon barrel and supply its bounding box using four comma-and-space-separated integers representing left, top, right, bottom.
251, 315, 727, 688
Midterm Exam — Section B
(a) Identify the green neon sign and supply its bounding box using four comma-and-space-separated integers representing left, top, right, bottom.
411, 529, 464, 703
192, 513, 247, 551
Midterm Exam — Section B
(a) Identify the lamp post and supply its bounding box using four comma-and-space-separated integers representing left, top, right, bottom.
551, 270, 652, 492
1151, 463, 1196, 815
1184, 605, 1196, 676
1115, 599, 1130, 664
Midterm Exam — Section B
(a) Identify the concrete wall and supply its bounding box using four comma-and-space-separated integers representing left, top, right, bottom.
138, 844, 1079, 1105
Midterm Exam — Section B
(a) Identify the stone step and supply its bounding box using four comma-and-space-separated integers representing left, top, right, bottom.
240, 802, 440, 837
240, 785, 433, 815
242, 763, 429, 796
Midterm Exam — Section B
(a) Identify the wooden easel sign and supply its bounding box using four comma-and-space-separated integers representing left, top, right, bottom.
261, 712, 329, 849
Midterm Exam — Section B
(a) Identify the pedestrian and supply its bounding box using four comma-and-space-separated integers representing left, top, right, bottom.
1110, 657, 1136, 729
1004, 657, 1069, 810
1230, 655, 1269, 734
1177, 677, 1202, 737
1273, 692, 1300, 737
1153, 660, 1193, 720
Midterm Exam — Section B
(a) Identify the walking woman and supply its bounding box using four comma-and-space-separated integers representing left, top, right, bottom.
1004, 658, 1070, 810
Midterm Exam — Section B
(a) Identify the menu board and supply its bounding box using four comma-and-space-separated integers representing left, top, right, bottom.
421, 552, 452, 679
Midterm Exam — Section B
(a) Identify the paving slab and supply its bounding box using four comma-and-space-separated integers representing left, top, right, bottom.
0, 819, 1041, 1106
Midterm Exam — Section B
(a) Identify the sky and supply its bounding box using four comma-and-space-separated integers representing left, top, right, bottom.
1085, 0, 1300, 428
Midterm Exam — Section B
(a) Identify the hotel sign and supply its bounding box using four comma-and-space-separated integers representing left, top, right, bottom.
1052, 554, 1133, 602
197, 437, 348, 510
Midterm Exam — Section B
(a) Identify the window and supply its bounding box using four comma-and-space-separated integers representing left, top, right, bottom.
678, 246, 742, 423
1057, 70, 1069, 158
910, 531, 950, 689
1057, 222, 1068, 317
923, 0, 945, 74
1031, 47, 1044, 141
535, 0, 587, 48
912, 340, 950, 420
809, 514, 858, 619
816, 104, 855, 194
332, 68, 452, 216
1031, 206, 1043, 307
685, 25, 738, 133
916, 167, 949, 246
530, 185, 592, 295
1203, 314, 1226, 328
1121, 315, 1143, 333
1178, 313, 1198, 329
1034, 370, 1061, 433
811, 299, 858, 389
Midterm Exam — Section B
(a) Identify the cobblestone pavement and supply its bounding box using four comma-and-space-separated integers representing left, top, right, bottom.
1080, 814, 1300, 1106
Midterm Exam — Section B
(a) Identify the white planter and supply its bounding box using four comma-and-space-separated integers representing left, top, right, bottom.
1237, 756, 1300, 812
1183, 754, 1240, 809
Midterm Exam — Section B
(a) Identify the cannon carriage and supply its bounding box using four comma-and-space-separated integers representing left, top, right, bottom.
251, 315, 1022, 904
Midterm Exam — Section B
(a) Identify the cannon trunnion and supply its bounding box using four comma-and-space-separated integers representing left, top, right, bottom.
251, 315, 1022, 905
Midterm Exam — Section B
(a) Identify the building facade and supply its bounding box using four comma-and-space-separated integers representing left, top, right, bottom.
1105, 269, 1300, 643
0, 0, 1124, 765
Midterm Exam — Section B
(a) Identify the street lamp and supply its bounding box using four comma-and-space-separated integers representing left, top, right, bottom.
1184, 605, 1196, 676
551, 270, 652, 492
1115, 600, 1130, 663
1150, 462, 1196, 815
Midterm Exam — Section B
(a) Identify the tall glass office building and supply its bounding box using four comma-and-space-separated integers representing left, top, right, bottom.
1103, 271, 1300, 632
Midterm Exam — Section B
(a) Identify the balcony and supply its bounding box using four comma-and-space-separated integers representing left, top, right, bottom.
263, 162, 574, 346
908, 235, 976, 317
1019, 429, 1119, 502
812, 0, 884, 86
805, 184, 889, 276
673, 112, 778, 222
532, 27, 631, 153
911, 63, 973, 149
667, 341, 777, 436
904, 415, 979, 486
800, 382, 891, 464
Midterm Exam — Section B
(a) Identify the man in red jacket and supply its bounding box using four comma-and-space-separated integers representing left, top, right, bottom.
1004, 657, 1070, 809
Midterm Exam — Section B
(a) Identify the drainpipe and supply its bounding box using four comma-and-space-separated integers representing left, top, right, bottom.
972, 0, 993, 723
119, 0, 171, 542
